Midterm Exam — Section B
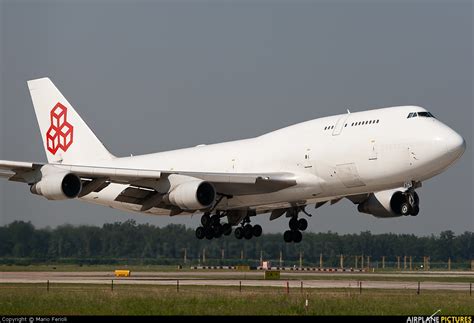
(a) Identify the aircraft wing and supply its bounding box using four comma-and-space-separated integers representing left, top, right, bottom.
0, 160, 40, 183
0, 160, 297, 196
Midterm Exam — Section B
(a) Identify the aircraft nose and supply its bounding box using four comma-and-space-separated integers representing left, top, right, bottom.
445, 129, 466, 159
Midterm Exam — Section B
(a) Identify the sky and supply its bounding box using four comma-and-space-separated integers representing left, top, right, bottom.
0, 0, 472, 235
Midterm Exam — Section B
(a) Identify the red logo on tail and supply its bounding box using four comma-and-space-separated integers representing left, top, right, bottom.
46, 102, 74, 154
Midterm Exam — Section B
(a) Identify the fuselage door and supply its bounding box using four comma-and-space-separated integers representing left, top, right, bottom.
332, 115, 349, 136
369, 139, 378, 160
303, 148, 312, 169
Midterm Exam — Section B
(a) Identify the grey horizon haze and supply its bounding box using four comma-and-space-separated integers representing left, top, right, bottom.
0, 0, 472, 235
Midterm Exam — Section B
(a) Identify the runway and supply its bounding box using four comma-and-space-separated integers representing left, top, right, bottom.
1, 271, 472, 291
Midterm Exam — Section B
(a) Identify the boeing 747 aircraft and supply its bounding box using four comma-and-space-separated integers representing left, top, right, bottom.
0, 78, 466, 242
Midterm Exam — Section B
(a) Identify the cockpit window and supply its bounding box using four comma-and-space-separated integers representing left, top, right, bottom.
418, 111, 435, 118
407, 111, 436, 119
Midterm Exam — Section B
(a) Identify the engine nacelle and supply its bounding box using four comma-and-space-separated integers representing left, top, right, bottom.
30, 172, 82, 200
166, 180, 216, 210
357, 189, 413, 218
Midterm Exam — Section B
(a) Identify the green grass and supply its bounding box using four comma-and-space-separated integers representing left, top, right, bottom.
0, 284, 471, 315
281, 274, 474, 283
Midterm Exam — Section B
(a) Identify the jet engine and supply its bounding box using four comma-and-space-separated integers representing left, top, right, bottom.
30, 172, 82, 200
166, 180, 216, 211
357, 189, 419, 217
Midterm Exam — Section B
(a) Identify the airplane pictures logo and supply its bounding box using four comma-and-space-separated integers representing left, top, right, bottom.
46, 102, 73, 155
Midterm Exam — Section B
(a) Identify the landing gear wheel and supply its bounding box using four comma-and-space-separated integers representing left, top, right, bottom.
212, 223, 223, 235
283, 230, 293, 243
195, 227, 205, 239
234, 227, 244, 239
212, 224, 223, 238
252, 225, 262, 237
201, 213, 211, 226
411, 205, 419, 216
297, 218, 308, 231
222, 223, 232, 236
413, 192, 420, 206
243, 224, 253, 240
289, 218, 298, 231
211, 215, 221, 225
292, 230, 303, 243
400, 202, 411, 216
205, 230, 214, 240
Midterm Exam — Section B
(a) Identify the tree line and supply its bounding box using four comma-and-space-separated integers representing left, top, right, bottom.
0, 220, 472, 266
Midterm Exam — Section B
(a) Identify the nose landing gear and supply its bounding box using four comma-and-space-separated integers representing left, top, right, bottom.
399, 190, 420, 216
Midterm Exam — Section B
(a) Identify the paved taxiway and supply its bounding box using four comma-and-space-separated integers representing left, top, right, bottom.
1, 271, 472, 291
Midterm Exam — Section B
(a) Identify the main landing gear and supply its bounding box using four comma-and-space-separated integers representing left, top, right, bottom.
283, 207, 310, 243
195, 211, 232, 240
234, 216, 262, 240
195, 211, 263, 241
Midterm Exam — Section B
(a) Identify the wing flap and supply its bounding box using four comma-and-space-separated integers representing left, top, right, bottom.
115, 186, 155, 204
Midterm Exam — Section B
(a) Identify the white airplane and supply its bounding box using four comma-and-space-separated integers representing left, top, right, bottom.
0, 78, 466, 243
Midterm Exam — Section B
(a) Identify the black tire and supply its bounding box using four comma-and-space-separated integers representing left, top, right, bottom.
297, 218, 308, 231
195, 227, 205, 239
244, 224, 253, 240
414, 191, 420, 206
211, 215, 220, 225
411, 205, 420, 216
292, 230, 303, 243
222, 223, 232, 236
400, 202, 411, 216
201, 213, 211, 226
289, 217, 298, 230
213, 224, 223, 238
252, 225, 262, 237
234, 227, 244, 239
390, 191, 405, 214
283, 230, 293, 243
212, 223, 223, 235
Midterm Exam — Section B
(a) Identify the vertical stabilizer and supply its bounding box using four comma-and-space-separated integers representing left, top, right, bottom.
28, 77, 114, 164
